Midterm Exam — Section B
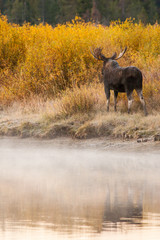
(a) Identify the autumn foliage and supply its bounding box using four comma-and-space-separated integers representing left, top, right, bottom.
0, 15, 160, 110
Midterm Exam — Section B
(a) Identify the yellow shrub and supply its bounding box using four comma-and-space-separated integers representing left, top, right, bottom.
0, 15, 160, 110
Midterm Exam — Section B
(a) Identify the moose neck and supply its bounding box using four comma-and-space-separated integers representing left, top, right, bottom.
104, 59, 120, 69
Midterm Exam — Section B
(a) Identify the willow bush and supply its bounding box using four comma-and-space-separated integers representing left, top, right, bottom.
0, 15, 160, 108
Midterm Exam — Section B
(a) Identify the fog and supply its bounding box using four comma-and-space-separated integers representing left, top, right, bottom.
0, 137, 160, 240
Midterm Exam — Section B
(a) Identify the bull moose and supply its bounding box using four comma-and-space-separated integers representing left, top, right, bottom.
91, 47, 147, 116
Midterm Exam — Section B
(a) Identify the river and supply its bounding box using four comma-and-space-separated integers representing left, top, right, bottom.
0, 137, 160, 240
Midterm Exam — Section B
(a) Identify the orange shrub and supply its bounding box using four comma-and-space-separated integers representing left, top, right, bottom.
0, 15, 160, 110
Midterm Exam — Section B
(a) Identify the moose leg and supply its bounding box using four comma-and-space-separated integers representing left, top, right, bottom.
136, 89, 148, 116
114, 91, 118, 112
104, 85, 110, 112
127, 92, 133, 114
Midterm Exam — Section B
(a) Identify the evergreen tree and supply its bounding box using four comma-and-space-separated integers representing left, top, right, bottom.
126, 0, 145, 19
11, 0, 23, 23
77, 0, 92, 21
0, 0, 160, 25
56, 0, 77, 23
0, 0, 5, 11
145, 0, 158, 23
4, 0, 40, 24
44, 0, 60, 25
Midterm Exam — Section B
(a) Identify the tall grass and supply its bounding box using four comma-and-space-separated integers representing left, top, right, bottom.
0, 15, 160, 113
53, 83, 106, 118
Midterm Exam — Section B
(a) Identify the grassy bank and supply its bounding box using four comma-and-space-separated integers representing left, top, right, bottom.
0, 91, 160, 141
0, 16, 160, 140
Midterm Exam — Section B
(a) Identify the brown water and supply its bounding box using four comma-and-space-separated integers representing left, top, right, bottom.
0, 137, 160, 240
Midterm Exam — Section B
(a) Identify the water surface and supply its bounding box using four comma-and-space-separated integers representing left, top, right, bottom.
0, 137, 160, 239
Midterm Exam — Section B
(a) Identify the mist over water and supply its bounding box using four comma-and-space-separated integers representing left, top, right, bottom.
0, 137, 160, 240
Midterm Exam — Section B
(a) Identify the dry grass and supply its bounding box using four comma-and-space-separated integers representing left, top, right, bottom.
74, 112, 152, 139
52, 83, 106, 117
1, 91, 160, 140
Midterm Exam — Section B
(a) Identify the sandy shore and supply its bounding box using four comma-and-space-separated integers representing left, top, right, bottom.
1, 135, 160, 154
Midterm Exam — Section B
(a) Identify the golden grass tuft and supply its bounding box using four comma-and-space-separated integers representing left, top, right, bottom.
53, 83, 106, 117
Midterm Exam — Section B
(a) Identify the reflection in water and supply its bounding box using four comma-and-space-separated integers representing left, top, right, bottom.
103, 186, 143, 225
0, 138, 160, 239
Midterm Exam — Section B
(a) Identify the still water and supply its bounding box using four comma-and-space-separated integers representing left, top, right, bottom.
0, 137, 160, 240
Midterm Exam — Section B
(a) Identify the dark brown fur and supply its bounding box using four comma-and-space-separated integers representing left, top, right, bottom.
91, 47, 147, 115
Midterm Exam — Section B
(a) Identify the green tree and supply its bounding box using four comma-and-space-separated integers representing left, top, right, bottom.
10, 0, 23, 23
145, 0, 158, 23
56, 0, 77, 23
44, 0, 60, 25
1, 0, 160, 25
77, 0, 92, 20
126, 0, 144, 19
4, 0, 40, 24
27, 0, 41, 24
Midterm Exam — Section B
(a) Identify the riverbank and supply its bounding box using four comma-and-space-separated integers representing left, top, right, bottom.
1, 101, 160, 142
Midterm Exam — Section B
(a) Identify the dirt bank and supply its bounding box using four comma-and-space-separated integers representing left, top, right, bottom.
1, 107, 160, 143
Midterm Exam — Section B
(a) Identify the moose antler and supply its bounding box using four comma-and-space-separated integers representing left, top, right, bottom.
90, 47, 105, 60
90, 47, 127, 61
91, 47, 117, 61
114, 47, 127, 60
